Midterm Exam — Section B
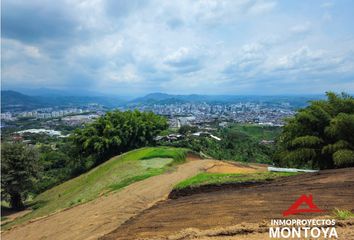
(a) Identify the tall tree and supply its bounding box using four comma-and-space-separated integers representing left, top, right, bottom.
72, 110, 168, 164
1, 142, 40, 210
275, 92, 354, 169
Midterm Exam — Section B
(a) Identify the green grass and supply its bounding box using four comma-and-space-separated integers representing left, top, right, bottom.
230, 124, 282, 141
140, 148, 187, 162
333, 208, 354, 220
3, 147, 189, 229
108, 168, 165, 191
174, 172, 298, 190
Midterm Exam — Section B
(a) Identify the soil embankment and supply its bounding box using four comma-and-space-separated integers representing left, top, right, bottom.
102, 168, 354, 240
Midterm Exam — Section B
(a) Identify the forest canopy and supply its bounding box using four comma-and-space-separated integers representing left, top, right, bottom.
275, 92, 354, 169
72, 110, 168, 164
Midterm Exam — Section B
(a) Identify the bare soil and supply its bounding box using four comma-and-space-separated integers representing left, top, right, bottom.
101, 168, 354, 240
205, 161, 267, 174
2, 157, 246, 240
132, 218, 354, 240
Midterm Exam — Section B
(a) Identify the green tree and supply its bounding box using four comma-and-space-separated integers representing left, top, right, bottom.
162, 125, 274, 164
178, 125, 198, 135
275, 92, 354, 169
1, 142, 40, 210
35, 149, 71, 193
72, 110, 168, 164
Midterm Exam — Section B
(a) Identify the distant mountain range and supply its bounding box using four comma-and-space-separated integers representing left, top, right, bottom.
1, 90, 326, 112
7, 87, 111, 97
128, 92, 324, 108
1, 90, 125, 111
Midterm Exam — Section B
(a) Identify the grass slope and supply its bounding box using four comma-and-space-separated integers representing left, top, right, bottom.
174, 172, 298, 190
4, 147, 188, 228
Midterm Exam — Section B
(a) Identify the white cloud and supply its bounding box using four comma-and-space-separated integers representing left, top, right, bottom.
163, 47, 203, 73
104, 64, 141, 83
247, 0, 277, 15
2, 0, 354, 94
24, 46, 41, 58
3, 38, 42, 60
321, 1, 334, 9
164, 47, 191, 64
271, 46, 324, 70
74, 34, 124, 58
222, 42, 265, 81
290, 22, 311, 34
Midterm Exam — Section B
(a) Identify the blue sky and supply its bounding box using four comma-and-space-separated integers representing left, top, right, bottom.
2, 0, 354, 95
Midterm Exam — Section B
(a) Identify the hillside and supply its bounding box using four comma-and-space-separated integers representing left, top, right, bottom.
3, 147, 188, 229
4, 145, 352, 240
1, 90, 45, 111
2, 149, 239, 240
129, 92, 323, 107
1, 90, 124, 111
2, 90, 325, 111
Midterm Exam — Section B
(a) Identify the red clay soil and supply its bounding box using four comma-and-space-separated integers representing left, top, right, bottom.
101, 168, 354, 240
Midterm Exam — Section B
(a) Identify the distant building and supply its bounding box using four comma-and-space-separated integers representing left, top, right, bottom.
219, 122, 228, 128
259, 140, 275, 145
154, 134, 184, 142
192, 132, 221, 141
16, 129, 65, 137
62, 114, 99, 126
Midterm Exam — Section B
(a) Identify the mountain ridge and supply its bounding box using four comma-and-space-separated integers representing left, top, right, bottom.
1, 90, 327, 111
1, 90, 124, 111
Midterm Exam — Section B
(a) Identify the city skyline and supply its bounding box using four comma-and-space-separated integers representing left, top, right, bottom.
2, 0, 354, 95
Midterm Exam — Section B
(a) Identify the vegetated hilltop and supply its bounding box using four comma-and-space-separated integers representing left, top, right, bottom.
3, 147, 188, 229
162, 124, 281, 164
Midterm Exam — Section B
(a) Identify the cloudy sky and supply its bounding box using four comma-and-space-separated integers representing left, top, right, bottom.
2, 0, 354, 96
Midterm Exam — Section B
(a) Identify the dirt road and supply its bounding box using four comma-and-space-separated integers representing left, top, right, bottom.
2, 157, 236, 240
102, 168, 354, 240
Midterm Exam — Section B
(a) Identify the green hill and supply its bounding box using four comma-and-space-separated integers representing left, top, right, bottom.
1, 90, 125, 111
4, 147, 188, 228
1, 90, 44, 111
